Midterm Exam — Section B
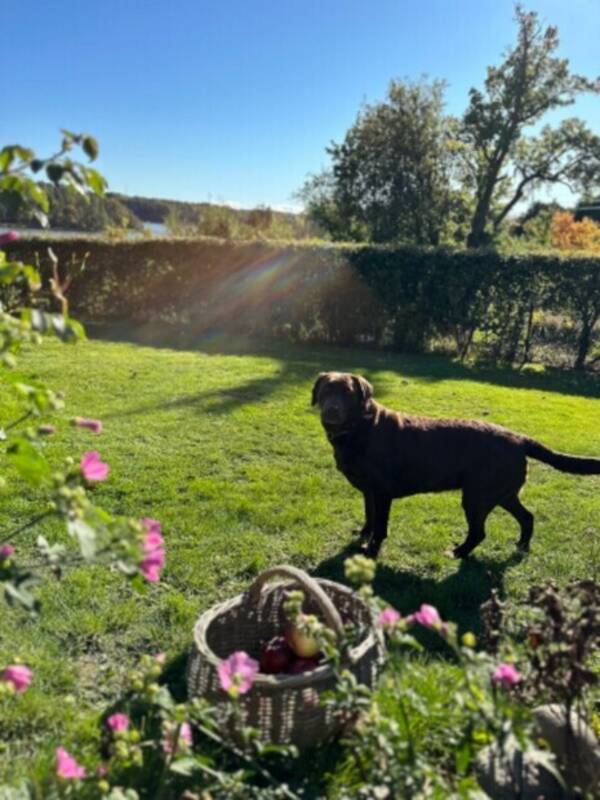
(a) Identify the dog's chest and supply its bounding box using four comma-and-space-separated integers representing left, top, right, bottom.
332, 440, 374, 489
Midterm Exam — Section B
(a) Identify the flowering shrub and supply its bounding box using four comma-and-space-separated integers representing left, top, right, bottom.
1, 553, 598, 797
0, 135, 166, 613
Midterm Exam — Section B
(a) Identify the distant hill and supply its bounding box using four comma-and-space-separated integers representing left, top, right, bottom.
0, 185, 319, 239
0, 184, 142, 232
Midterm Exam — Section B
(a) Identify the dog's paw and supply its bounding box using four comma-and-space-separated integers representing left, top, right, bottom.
360, 541, 381, 560
449, 544, 473, 559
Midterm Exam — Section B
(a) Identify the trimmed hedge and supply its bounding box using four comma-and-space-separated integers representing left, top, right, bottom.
6, 236, 600, 368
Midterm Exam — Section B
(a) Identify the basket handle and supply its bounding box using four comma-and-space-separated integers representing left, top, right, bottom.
246, 565, 345, 642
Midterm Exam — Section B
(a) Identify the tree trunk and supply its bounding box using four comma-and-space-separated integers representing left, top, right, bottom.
467, 177, 498, 248
574, 320, 593, 370
574, 306, 598, 370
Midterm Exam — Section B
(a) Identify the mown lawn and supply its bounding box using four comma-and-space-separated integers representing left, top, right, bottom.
1, 330, 599, 789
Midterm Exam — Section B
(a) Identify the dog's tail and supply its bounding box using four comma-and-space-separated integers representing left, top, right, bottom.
525, 438, 600, 475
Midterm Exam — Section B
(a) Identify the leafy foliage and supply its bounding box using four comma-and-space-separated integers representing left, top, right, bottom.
460, 6, 600, 246
300, 80, 460, 245
551, 211, 600, 251
0, 134, 158, 612
8, 236, 600, 369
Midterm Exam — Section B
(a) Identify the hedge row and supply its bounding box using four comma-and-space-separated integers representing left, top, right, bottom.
6, 236, 600, 368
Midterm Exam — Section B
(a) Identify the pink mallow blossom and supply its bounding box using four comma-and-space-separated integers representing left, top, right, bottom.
106, 713, 129, 733
80, 451, 109, 482
378, 607, 401, 628
0, 544, 15, 561
0, 231, 19, 247
73, 417, 103, 434
410, 604, 442, 630
1, 664, 32, 693
161, 721, 193, 755
140, 518, 165, 582
492, 663, 521, 688
55, 747, 86, 780
218, 651, 259, 697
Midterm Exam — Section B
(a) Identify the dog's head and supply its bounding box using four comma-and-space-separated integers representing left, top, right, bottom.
311, 371, 373, 429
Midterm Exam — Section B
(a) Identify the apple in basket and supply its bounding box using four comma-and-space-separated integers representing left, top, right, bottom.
284, 615, 320, 659
287, 655, 321, 674
259, 636, 294, 674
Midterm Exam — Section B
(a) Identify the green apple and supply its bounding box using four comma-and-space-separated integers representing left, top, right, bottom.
284, 615, 320, 658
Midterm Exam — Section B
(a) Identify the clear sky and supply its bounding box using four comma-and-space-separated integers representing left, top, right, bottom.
3, 0, 599, 211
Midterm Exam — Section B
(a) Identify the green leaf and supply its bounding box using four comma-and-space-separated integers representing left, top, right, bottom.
7, 438, 51, 485
24, 180, 49, 213
0, 147, 15, 173
82, 135, 99, 161
0, 261, 39, 287
0, 780, 34, 800
67, 518, 97, 561
81, 166, 107, 196
46, 164, 64, 184
22, 310, 85, 343
130, 573, 148, 594
169, 757, 200, 776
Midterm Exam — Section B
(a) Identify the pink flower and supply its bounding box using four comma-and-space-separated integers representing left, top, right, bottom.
140, 519, 165, 583
106, 713, 129, 733
96, 763, 108, 777
411, 604, 442, 629
0, 544, 15, 561
55, 747, 86, 780
73, 417, 103, 434
0, 231, 19, 247
492, 663, 521, 688
80, 451, 109, 482
1, 664, 32, 693
378, 607, 401, 628
37, 424, 56, 436
154, 652, 166, 664
218, 651, 259, 697
161, 721, 193, 755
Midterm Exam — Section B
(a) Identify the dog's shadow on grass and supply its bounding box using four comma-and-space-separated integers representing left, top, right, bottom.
313, 543, 526, 640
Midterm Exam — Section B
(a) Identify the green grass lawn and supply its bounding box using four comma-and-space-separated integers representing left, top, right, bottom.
1, 330, 600, 789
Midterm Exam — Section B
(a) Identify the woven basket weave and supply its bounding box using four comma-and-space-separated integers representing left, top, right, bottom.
186, 565, 385, 750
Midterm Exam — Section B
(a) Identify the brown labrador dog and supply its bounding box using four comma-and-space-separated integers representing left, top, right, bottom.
312, 371, 600, 559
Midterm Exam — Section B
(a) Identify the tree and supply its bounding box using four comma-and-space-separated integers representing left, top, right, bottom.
462, 5, 600, 247
300, 79, 456, 245
550, 211, 600, 251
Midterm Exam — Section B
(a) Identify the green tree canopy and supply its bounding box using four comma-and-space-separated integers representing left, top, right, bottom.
301, 79, 458, 245
461, 5, 600, 247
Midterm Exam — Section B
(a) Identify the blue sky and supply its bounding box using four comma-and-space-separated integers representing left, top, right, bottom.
3, 0, 599, 210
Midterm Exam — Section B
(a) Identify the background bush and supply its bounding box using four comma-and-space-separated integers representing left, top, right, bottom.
6, 236, 600, 368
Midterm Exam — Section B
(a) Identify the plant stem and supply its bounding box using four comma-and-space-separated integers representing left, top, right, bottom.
1, 511, 52, 544
4, 411, 33, 432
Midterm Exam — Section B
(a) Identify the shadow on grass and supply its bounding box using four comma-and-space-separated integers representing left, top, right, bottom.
314, 543, 527, 639
88, 321, 600, 401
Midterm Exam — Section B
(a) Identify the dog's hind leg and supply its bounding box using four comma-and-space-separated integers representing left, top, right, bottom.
453, 492, 492, 558
499, 494, 534, 552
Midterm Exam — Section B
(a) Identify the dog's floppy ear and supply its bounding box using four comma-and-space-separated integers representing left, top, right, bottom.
352, 374, 373, 405
311, 372, 330, 406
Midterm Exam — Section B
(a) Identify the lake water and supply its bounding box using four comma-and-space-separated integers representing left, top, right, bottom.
0, 222, 168, 238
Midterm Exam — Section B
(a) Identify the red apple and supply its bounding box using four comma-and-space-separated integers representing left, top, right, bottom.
259, 636, 293, 674
287, 656, 320, 674
284, 619, 320, 659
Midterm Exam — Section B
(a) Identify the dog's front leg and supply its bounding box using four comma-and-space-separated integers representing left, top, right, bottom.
356, 490, 374, 545
363, 494, 392, 559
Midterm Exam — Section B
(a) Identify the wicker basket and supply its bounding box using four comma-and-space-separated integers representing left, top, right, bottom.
186, 565, 385, 750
